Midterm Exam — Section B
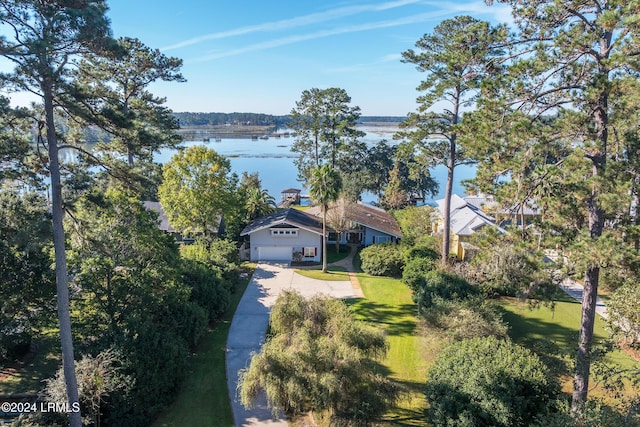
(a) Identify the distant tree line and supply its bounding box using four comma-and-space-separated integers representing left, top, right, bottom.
173, 112, 290, 127
173, 112, 404, 128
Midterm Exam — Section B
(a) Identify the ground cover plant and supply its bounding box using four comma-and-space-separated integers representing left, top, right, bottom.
238, 290, 399, 425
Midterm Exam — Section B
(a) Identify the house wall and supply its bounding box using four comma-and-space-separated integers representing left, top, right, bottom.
363, 227, 396, 245
249, 227, 321, 262
328, 227, 397, 246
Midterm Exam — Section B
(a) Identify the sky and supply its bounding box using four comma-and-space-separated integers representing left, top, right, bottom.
6, 0, 514, 116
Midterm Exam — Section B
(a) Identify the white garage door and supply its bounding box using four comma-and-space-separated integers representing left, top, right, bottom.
257, 246, 292, 261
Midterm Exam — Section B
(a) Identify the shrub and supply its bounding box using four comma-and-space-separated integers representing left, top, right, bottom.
402, 254, 437, 292
469, 241, 556, 299
413, 270, 479, 314
608, 281, 640, 346
359, 243, 405, 277
180, 238, 240, 288
239, 290, 399, 425
421, 296, 508, 340
425, 336, 559, 427
181, 259, 231, 323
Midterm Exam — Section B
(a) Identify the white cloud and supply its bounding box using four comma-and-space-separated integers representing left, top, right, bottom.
162, 0, 422, 51
422, 0, 514, 25
189, 10, 451, 63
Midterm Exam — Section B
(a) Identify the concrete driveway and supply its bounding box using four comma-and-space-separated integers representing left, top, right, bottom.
225, 263, 359, 427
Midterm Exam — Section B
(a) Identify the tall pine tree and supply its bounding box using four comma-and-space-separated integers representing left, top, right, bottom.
0, 2, 115, 425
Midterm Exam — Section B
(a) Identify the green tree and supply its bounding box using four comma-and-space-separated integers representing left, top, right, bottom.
473, 0, 640, 411
0, 2, 114, 423
158, 146, 239, 238
398, 16, 506, 265
0, 190, 55, 363
66, 188, 206, 425
381, 161, 409, 210
245, 187, 276, 221
74, 37, 184, 166
309, 164, 342, 272
239, 290, 399, 424
425, 336, 559, 427
290, 88, 364, 182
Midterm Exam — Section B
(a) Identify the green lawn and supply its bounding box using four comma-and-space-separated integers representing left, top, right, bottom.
349, 274, 437, 427
294, 266, 349, 281
152, 264, 254, 427
500, 296, 639, 396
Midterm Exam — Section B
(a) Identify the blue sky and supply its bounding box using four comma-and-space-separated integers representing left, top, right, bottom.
9, 1, 513, 116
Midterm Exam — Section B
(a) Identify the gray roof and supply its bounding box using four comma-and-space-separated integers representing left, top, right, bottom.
436, 194, 505, 236
240, 208, 324, 236
306, 201, 402, 238
143, 201, 176, 233
464, 195, 540, 216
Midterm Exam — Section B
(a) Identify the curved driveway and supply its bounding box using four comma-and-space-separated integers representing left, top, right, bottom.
225, 263, 359, 427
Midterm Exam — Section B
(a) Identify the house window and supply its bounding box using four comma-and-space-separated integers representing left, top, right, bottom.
328, 232, 338, 242
374, 235, 391, 244
271, 229, 298, 237
303, 247, 317, 258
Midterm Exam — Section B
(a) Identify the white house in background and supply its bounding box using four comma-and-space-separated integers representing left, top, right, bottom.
433, 194, 506, 260
305, 201, 402, 245
240, 208, 324, 262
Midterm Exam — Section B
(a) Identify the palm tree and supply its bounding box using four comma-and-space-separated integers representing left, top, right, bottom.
245, 188, 276, 221
309, 164, 342, 272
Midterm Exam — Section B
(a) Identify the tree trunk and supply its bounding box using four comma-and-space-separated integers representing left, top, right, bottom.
44, 84, 82, 426
442, 162, 454, 264
322, 205, 328, 272
441, 89, 460, 265
572, 60, 609, 410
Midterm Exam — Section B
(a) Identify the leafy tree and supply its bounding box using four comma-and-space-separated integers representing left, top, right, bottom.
66, 188, 206, 425
425, 336, 559, 427
245, 187, 276, 221
239, 290, 399, 425
73, 36, 184, 166
0, 190, 55, 362
325, 198, 353, 253
158, 145, 239, 238
381, 161, 410, 210
0, 2, 115, 422
393, 205, 436, 247
309, 164, 342, 272
290, 88, 364, 182
471, 0, 640, 411
398, 16, 506, 264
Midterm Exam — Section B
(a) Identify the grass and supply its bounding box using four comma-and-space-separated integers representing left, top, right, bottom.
326, 244, 352, 263
152, 263, 254, 427
500, 296, 639, 397
294, 266, 349, 281
349, 274, 436, 427
0, 328, 60, 395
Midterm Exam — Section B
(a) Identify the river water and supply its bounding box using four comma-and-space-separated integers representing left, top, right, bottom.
62, 126, 475, 205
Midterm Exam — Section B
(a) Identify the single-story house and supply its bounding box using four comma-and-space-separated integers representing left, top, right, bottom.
306, 201, 402, 245
240, 208, 324, 262
240, 203, 403, 262
433, 194, 506, 260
